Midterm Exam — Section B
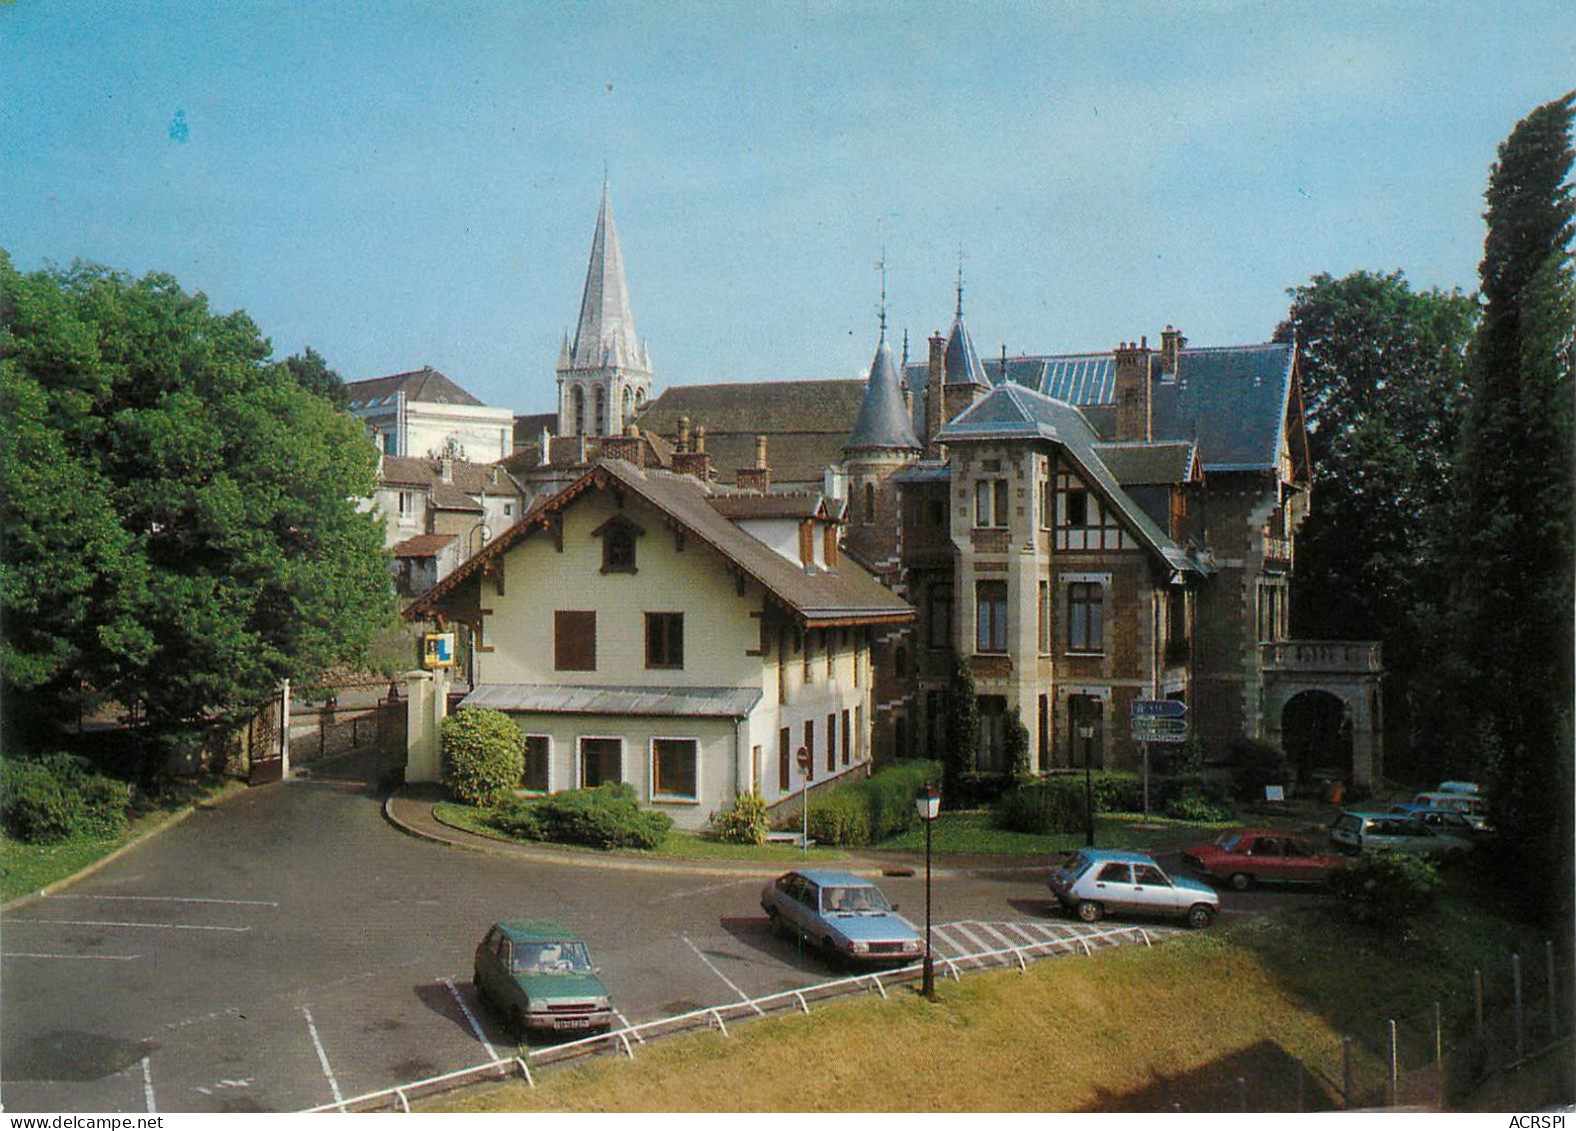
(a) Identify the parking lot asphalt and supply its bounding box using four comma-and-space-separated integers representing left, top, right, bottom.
0, 757, 1306, 1114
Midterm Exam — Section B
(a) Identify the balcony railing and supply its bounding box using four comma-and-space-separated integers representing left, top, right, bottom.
1261, 640, 1382, 673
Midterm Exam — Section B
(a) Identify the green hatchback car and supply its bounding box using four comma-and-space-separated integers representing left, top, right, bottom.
473, 921, 615, 1037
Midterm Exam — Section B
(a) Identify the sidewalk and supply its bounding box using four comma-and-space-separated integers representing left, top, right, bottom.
382, 787, 1049, 879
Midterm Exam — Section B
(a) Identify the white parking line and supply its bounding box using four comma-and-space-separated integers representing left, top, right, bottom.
301, 1005, 343, 1107
47, 894, 279, 907
442, 977, 497, 1061
141, 1057, 156, 1114
16, 919, 249, 933
682, 936, 763, 1015
657, 878, 759, 900
4, 952, 143, 961
972, 921, 1019, 949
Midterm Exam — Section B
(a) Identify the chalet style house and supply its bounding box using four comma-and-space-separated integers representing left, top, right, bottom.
404, 458, 912, 828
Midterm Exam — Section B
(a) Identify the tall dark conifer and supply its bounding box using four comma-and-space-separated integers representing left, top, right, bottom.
1449, 91, 1575, 928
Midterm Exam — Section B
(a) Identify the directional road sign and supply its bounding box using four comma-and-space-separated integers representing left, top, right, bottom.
1131, 699, 1187, 718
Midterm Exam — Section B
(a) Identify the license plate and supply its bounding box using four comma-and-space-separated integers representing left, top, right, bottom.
555, 1017, 592, 1030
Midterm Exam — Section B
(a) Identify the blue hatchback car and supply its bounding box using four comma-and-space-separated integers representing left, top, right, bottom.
1047, 849, 1220, 929
760, 869, 924, 965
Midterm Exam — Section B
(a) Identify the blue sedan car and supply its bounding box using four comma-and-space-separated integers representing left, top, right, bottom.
761, 869, 924, 965
1048, 849, 1220, 929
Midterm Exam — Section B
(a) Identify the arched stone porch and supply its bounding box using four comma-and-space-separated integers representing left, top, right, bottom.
1261, 641, 1384, 788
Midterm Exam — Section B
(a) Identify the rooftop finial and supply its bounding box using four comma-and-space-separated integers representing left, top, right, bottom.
956, 246, 965, 320
877, 247, 888, 344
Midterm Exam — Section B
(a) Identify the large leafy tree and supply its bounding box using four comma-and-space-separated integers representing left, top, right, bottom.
1273, 271, 1476, 779
1447, 92, 1574, 927
1, 255, 394, 746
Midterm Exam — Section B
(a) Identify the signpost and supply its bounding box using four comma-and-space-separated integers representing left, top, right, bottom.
1131, 700, 1188, 816
796, 746, 811, 854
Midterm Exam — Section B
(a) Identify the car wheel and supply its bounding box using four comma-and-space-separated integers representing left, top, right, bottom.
1187, 903, 1215, 929
1228, 872, 1254, 892
1076, 900, 1103, 923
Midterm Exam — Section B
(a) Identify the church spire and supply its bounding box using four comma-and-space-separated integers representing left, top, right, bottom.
568, 182, 645, 374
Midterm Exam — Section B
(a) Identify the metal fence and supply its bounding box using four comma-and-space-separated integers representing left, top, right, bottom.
302, 925, 1156, 1113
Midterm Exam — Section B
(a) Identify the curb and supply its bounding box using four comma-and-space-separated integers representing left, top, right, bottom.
1, 780, 249, 913
379, 792, 991, 881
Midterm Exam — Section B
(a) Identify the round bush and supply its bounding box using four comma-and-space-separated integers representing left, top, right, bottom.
1, 755, 129, 844
1327, 851, 1443, 925
440, 709, 524, 806
808, 791, 872, 846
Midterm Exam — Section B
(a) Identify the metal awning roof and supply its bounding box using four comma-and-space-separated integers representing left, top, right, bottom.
459, 683, 763, 719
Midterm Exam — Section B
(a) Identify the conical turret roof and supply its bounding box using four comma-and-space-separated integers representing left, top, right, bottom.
944, 275, 989, 387
568, 183, 647, 373
846, 331, 921, 454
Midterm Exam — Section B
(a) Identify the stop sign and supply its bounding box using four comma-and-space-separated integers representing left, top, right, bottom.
796, 745, 810, 771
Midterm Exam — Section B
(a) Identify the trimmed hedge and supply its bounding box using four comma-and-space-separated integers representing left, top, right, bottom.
441, 709, 524, 806
994, 771, 1214, 834
806, 759, 941, 846
489, 783, 672, 850
1, 755, 129, 844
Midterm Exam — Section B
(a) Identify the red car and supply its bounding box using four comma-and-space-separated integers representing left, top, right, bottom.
1179, 829, 1343, 891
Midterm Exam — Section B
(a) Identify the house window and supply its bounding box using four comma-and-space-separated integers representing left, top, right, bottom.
1039, 477, 1054, 529
864, 482, 876, 524
1068, 582, 1103, 653
1038, 580, 1051, 654
1063, 487, 1089, 528
555, 611, 596, 670
1057, 471, 1125, 550
594, 515, 643, 574
572, 386, 586, 435
976, 580, 1008, 653
855, 705, 863, 759
928, 497, 946, 527
397, 491, 416, 526
646, 612, 684, 669
803, 719, 815, 781
842, 709, 851, 766
975, 479, 1009, 527
594, 386, 606, 435
929, 586, 953, 649
825, 630, 835, 680
826, 713, 836, 772
520, 735, 549, 793
503, 502, 514, 518
977, 695, 1008, 771
651, 738, 698, 801
579, 737, 621, 787
779, 726, 791, 792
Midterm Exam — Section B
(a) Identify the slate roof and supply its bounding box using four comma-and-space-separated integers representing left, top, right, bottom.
512, 412, 557, 447
391, 533, 458, 559
565, 183, 649, 374
498, 430, 676, 475
846, 336, 921, 453
935, 384, 1205, 575
634, 380, 867, 486
905, 342, 1298, 475
346, 367, 485, 409
460, 683, 762, 719
380, 455, 521, 499
708, 493, 829, 521
406, 460, 915, 628
1095, 441, 1199, 486
944, 314, 990, 387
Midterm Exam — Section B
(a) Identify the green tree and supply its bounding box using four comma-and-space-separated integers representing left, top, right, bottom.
284, 346, 349, 407
0, 256, 394, 750
1273, 271, 1476, 780
1447, 91, 1574, 928
941, 654, 977, 805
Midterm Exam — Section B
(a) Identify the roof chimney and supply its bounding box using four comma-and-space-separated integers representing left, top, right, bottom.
677, 415, 692, 454
694, 426, 706, 454
736, 435, 771, 493
440, 455, 454, 483
538, 426, 551, 467
1160, 325, 1187, 378
1113, 339, 1155, 442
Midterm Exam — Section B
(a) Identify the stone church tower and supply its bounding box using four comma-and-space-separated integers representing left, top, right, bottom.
556, 183, 654, 437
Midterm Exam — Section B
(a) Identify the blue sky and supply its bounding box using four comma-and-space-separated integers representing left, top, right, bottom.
5, 2, 1573, 415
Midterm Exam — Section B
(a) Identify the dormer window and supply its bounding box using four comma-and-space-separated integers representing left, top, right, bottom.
591, 514, 645, 574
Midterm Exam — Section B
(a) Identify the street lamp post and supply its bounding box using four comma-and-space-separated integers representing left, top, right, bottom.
1078, 722, 1096, 847
915, 782, 941, 1000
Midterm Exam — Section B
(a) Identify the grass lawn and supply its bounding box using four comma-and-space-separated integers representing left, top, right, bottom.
432, 802, 849, 864
430, 880, 1563, 1113
1, 777, 241, 903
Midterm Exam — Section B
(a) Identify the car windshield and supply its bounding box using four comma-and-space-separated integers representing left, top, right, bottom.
512, 940, 593, 974
821, 886, 891, 914
1217, 833, 1242, 851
